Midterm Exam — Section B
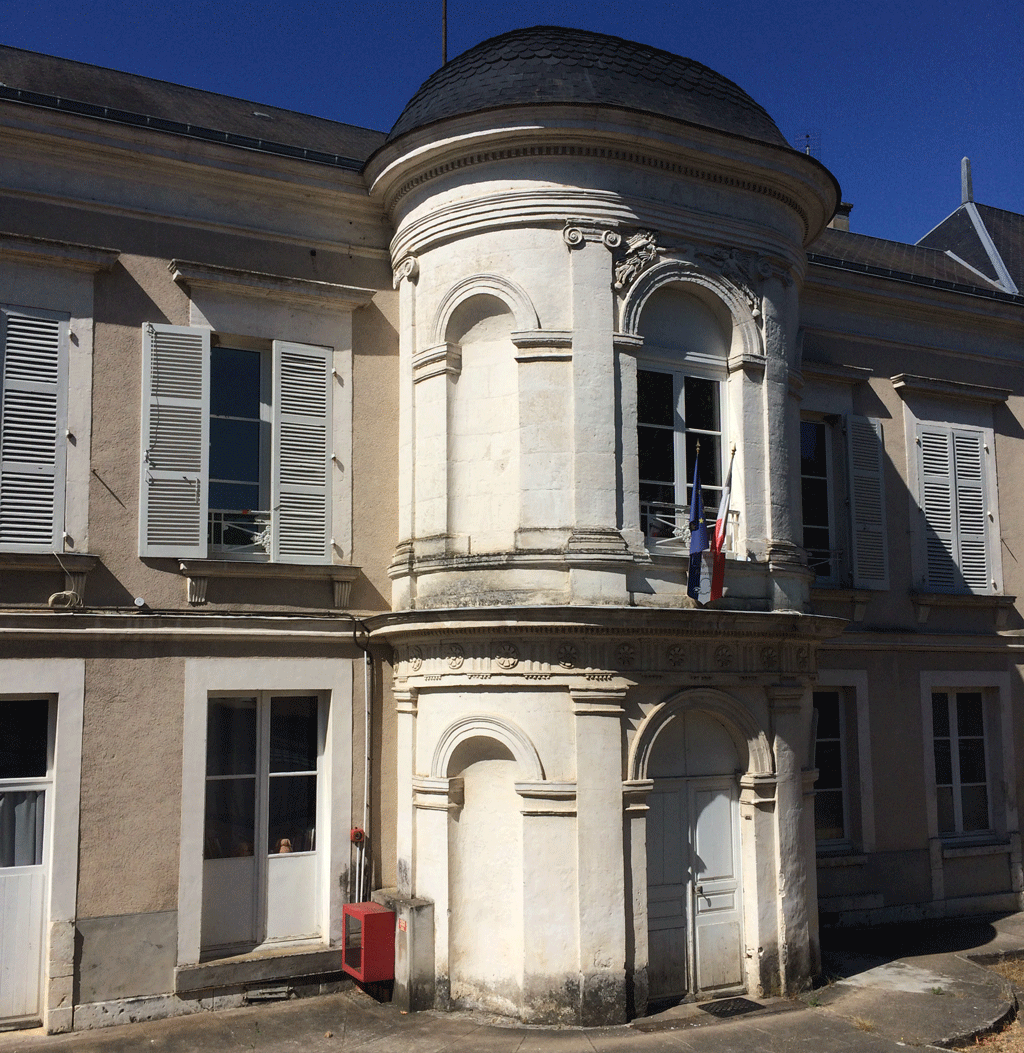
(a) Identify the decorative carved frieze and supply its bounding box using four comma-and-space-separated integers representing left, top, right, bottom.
613, 231, 661, 289
393, 630, 821, 681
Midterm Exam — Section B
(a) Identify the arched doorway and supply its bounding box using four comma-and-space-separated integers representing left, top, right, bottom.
645, 708, 745, 1002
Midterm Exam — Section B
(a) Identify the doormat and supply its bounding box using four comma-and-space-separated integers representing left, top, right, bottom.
698, 997, 764, 1018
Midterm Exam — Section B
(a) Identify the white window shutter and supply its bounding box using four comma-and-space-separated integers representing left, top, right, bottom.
139, 324, 209, 558
847, 416, 888, 589
0, 307, 68, 552
917, 424, 957, 590
271, 341, 332, 563
952, 428, 989, 591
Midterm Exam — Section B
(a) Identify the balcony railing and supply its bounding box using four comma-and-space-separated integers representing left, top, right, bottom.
208, 508, 271, 558
641, 501, 739, 554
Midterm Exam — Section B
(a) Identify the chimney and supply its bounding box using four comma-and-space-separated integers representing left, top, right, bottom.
828, 202, 854, 232
961, 157, 973, 204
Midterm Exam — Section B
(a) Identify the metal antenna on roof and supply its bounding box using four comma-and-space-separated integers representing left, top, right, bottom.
442, 0, 448, 64
793, 130, 821, 158
961, 157, 973, 205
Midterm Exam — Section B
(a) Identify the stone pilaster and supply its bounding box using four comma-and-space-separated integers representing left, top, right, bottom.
571, 686, 628, 1025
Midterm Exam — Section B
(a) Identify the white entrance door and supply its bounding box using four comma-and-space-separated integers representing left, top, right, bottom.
0, 699, 52, 1026
202, 694, 322, 955
647, 776, 743, 1001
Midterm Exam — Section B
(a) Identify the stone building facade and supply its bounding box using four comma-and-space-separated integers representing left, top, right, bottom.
0, 25, 1022, 1034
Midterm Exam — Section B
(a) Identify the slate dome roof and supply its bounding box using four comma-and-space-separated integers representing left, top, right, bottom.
386, 26, 789, 149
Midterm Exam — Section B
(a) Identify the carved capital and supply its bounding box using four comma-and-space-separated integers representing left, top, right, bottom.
563, 221, 621, 251
392, 255, 419, 288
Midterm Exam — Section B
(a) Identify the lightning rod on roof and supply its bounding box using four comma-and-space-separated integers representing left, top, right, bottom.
961, 157, 973, 205
442, 0, 448, 64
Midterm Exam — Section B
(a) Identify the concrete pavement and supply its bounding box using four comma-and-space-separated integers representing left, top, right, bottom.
3, 913, 1024, 1053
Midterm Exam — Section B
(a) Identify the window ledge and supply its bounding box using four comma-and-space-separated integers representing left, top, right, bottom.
175, 943, 340, 995
177, 561, 360, 608
0, 552, 99, 604
810, 587, 875, 622
941, 839, 1011, 860
910, 591, 1016, 629
892, 373, 1011, 404
816, 851, 868, 868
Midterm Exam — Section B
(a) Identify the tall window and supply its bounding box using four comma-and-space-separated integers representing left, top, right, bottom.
139, 324, 333, 563
203, 693, 322, 951
932, 690, 989, 835
208, 345, 269, 556
637, 368, 720, 540
0, 306, 69, 552
801, 421, 835, 581
812, 690, 846, 843
917, 424, 992, 593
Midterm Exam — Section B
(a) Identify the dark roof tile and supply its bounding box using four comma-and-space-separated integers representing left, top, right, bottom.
386, 25, 789, 148
0, 44, 385, 166
917, 205, 999, 283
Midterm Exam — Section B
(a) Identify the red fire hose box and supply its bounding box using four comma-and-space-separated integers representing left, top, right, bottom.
342, 902, 395, 983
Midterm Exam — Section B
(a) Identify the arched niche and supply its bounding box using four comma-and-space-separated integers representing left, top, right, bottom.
628, 688, 773, 782
431, 273, 540, 346
446, 293, 514, 345
432, 714, 544, 781
620, 261, 762, 363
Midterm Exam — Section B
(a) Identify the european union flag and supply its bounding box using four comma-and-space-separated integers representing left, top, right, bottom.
687, 452, 709, 601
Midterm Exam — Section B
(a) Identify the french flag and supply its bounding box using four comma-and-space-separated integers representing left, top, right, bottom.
686, 454, 709, 602
709, 451, 734, 602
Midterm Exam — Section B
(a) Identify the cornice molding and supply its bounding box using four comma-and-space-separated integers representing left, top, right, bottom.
0, 232, 119, 272
891, 373, 1011, 404
385, 141, 811, 235
169, 260, 376, 310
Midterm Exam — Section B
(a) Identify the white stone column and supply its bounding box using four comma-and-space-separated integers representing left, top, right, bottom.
394, 685, 417, 894
391, 256, 418, 605
412, 341, 461, 559
571, 686, 628, 1025
412, 775, 461, 1007
623, 779, 653, 1017
767, 683, 814, 993
516, 781, 580, 1023
563, 225, 630, 567
616, 335, 645, 549
512, 331, 574, 551
761, 274, 810, 610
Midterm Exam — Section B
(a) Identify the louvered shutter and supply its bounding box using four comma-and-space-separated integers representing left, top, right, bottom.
847, 416, 888, 589
0, 307, 68, 551
917, 424, 958, 590
271, 341, 332, 563
952, 428, 989, 591
139, 324, 209, 558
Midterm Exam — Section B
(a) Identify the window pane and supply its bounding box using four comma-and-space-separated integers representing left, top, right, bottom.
209, 482, 261, 512
933, 739, 952, 785
683, 376, 718, 432
637, 370, 674, 427
638, 427, 674, 484
932, 693, 950, 737
960, 785, 989, 832
0, 699, 48, 779
210, 346, 261, 418
813, 692, 841, 739
958, 739, 987, 784
936, 786, 955, 833
206, 698, 257, 776
268, 774, 316, 853
0, 790, 45, 867
210, 418, 261, 484
801, 478, 830, 528
956, 693, 984, 737
801, 421, 828, 476
204, 777, 255, 859
685, 432, 719, 488
814, 742, 843, 789
814, 790, 844, 841
270, 696, 318, 773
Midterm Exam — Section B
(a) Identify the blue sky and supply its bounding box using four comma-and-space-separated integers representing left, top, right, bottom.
3, 0, 1021, 244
